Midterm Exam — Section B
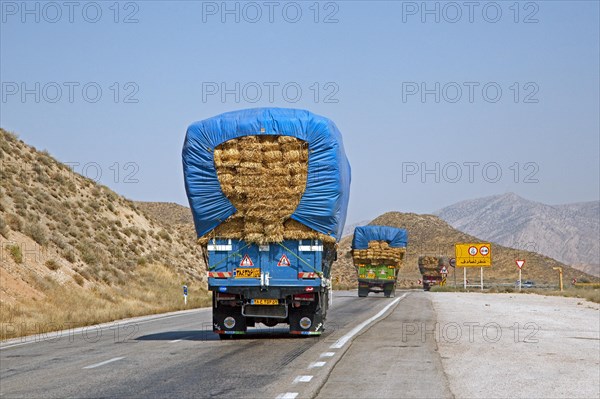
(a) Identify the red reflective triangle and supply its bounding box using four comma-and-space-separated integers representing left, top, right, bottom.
240, 254, 254, 267
278, 254, 291, 267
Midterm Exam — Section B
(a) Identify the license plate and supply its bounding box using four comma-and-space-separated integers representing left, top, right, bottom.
251, 299, 279, 305
235, 268, 260, 278
367, 272, 375, 279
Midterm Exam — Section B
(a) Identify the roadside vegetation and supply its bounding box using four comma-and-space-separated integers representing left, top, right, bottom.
1, 264, 211, 340
0, 129, 210, 340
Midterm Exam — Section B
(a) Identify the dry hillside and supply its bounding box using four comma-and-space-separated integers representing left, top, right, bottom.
331, 212, 598, 289
0, 129, 209, 339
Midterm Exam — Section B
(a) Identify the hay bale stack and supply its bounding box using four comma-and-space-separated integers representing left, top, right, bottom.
352, 240, 406, 268
198, 135, 334, 245
418, 256, 445, 276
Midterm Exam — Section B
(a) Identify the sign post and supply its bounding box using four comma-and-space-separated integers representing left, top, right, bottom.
440, 266, 448, 287
455, 243, 492, 290
183, 285, 188, 305
552, 267, 563, 292
515, 260, 525, 292
449, 257, 456, 287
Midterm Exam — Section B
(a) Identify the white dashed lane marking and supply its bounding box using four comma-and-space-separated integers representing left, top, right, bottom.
83, 357, 125, 369
276, 393, 299, 399
293, 375, 314, 383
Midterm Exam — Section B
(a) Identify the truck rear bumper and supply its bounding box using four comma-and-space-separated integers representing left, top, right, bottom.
209, 285, 325, 298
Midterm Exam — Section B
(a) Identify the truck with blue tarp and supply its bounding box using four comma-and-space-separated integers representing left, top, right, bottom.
351, 226, 408, 297
183, 108, 350, 337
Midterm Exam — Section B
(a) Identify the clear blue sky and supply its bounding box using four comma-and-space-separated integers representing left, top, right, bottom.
1, 0, 599, 223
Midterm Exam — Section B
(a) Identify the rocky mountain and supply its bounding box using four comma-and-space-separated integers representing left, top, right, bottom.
0, 129, 209, 339
331, 212, 597, 289
435, 193, 600, 276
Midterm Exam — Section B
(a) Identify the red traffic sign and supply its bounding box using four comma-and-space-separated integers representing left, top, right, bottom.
449, 258, 456, 268
468, 246, 478, 256
440, 266, 448, 275
515, 260, 525, 269
240, 254, 254, 267
277, 254, 291, 267
417, 279, 422, 285
480, 246, 489, 256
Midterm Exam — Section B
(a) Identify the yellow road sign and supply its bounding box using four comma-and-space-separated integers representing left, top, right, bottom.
455, 243, 492, 267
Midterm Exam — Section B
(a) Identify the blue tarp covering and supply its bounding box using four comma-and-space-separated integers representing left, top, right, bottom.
352, 226, 408, 249
183, 108, 351, 241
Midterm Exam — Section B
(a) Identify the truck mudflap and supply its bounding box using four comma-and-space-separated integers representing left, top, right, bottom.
289, 291, 328, 335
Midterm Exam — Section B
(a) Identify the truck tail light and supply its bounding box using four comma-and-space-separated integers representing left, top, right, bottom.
293, 294, 315, 301
217, 293, 237, 300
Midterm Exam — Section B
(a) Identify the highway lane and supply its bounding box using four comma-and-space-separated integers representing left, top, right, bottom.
0, 290, 409, 399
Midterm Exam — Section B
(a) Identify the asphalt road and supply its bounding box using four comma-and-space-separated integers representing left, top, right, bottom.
4, 291, 596, 398
0, 290, 418, 399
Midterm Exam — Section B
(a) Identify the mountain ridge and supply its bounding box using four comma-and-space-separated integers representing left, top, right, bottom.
435, 193, 600, 276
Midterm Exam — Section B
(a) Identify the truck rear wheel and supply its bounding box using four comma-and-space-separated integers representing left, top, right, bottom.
384, 284, 396, 298
358, 287, 369, 297
214, 304, 247, 336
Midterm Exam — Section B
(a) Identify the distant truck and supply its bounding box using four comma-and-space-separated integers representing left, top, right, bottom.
418, 256, 448, 291
351, 226, 408, 298
183, 108, 351, 337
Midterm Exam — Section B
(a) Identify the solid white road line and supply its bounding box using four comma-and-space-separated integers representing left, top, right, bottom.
293, 375, 314, 383
276, 393, 299, 399
320, 352, 335, 358
83, 357, 125, 369
330, 293, 408, 349
308, 361, 326, 368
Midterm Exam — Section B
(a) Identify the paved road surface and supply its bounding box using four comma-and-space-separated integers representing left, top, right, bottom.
2, 291, 598, 399
0, 291, 415, 398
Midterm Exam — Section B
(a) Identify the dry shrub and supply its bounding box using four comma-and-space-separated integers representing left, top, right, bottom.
199, 135, 334, 244
8, 245, 23, 264
45, 259, 60, 270
0, 216, 8, 238
352, 240, 406, 267
24, 222, 47, 245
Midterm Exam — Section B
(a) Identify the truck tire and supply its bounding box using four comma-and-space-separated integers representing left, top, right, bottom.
358, 287, 369, 297
384, 284, 396, 298
213, 304, 247, 336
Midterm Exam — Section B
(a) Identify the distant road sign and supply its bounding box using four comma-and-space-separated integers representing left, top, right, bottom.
449, 258, 456, 268
183, 285, 188, 296
455, 243, 492, 267
516, 260, 525, 269
440, 266, 448, 275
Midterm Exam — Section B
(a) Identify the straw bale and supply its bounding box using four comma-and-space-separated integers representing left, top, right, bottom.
202, 135, 329, 243
352, 240, 406, 268
263, 150, 283, 163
